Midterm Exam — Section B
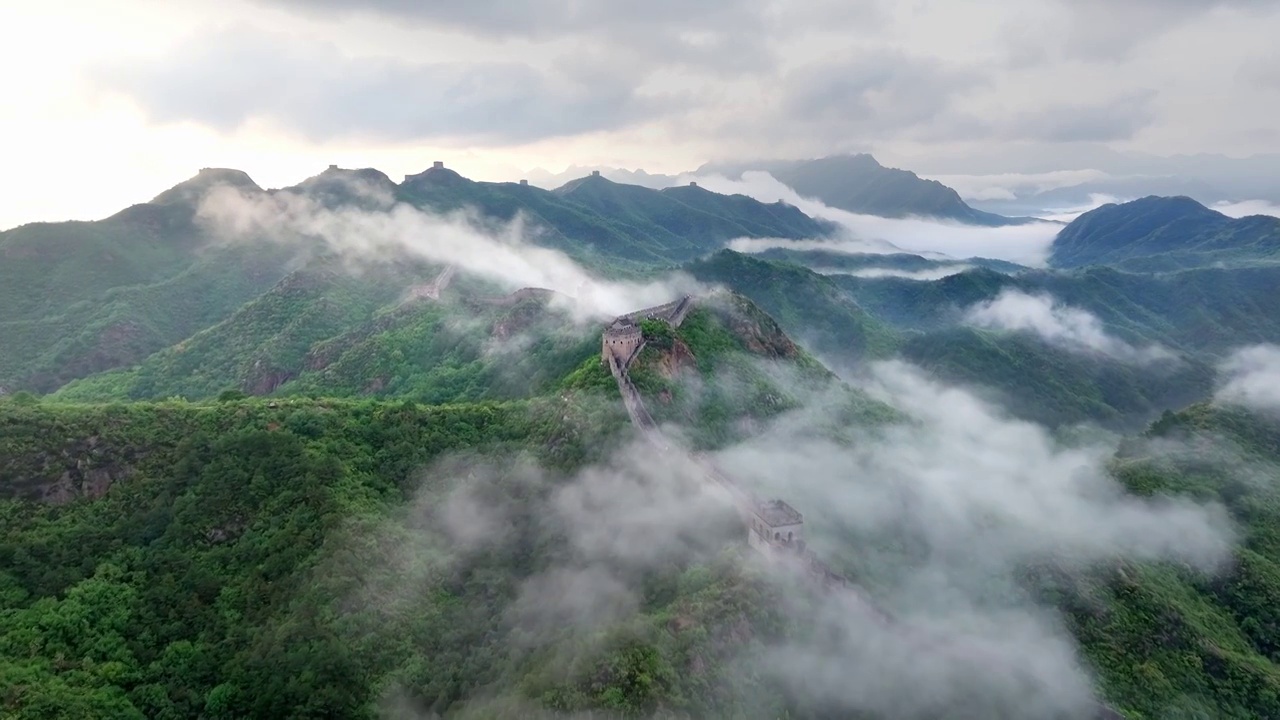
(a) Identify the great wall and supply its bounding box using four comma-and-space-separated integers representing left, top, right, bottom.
417, 264, 1122, 718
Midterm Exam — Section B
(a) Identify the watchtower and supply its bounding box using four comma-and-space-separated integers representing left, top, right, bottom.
748, 499, 804, 553
328, 164, 338, 171
519, 179, 529, 185
591, 170, 601, 177
433, 161, 444, 169
601, 317, 643, 366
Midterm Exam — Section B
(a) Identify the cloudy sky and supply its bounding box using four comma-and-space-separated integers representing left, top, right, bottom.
3, 0, 1279, 228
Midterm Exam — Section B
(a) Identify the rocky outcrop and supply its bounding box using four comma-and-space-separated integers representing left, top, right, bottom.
1, 433, 140, 504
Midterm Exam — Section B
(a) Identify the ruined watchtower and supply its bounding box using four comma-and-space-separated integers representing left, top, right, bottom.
748, 498, 804, 553
433, 161, 445, 169
602, 317, 643, 367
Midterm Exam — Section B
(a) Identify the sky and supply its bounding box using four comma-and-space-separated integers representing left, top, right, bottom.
3, 0, 1280, 229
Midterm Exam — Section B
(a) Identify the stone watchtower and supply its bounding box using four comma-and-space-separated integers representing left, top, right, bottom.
602, 317, 643, 367
747, 499, 804, 553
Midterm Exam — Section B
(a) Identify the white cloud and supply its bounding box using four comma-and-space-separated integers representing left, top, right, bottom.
1034, 193, 1128, 223
964, 289, 1176, 364
1211, 199, 1280, 218
693, 171, 1061, 266
818, 264, 975, 281
196, 181, 700, 322
710, 359, 1233, 717
1216, 344, 1280, 413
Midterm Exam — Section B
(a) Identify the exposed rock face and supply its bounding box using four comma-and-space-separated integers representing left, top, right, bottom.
653, 338, 698, 379
244, 359, 295, 396
2, 433, 140, 504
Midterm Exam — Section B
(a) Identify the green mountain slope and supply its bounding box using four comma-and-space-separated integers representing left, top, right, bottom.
699, 154, 1037, 226
900, 327, 1216, 428
1050, 196, 1280, 271
835, 264, 1280, 357
51, 261, 443, 402
0, 169, 299, 394
3, 164, 835, 397
397, 165, 829, 270
682, 250, 899, 363
1060, 404, 1280, 718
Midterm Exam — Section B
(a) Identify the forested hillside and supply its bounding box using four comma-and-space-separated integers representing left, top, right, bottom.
1049, 196, 1280, 271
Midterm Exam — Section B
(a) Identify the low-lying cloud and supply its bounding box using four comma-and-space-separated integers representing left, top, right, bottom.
337, 339, 1239, 717
691, 171, 1061, 266
818, 263, 974, 281
965, 289, 1176, 364
196, 181, 699, 322
924, 169, 1113, 202
1216, 344, 1280, 414
712, 359, 1233, 717
1211, 199, 1280, 219
1034, 193, 1128, 223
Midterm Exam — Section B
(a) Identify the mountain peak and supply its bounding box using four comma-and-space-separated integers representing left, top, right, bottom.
552, 171, 615, 195
400, 162, 470, 187
1049, 194, 1274, 270
150, 168, 261, 206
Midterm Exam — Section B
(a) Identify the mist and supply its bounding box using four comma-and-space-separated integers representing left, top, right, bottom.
710, 359, 1233, 718
1216, 344, 1280, 414
331, 329, 1239, 718
964, 289, 1177, 365
1211, 199, 1280, 219
687, 171, 1063, 266
195, 182, 700, 322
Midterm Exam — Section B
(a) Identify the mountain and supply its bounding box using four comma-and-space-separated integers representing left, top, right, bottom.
0, 295, 884, 719
2, 164, 836, 396
699, 154, 1038, 226
682, 250, 899, 363
395, 164, 829, 269
0, 168, 299, 394
832, 264, 1280, 358
1050, 195, 1280, 271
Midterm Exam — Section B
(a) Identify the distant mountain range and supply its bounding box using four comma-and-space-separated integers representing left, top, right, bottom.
524, 154, 1040, 227
697, 155, 1041, 226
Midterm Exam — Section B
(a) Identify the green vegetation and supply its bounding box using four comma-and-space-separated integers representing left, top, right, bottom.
0, 396, 835, 719
684, 251, 900, 363
1047, 404, 1280, 718
622, 297, 894, 449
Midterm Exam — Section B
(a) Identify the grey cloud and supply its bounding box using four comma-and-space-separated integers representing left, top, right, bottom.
94, 26, 662, 145
1030, 0, 1278, 63
1002, 91, 1159, 143
251, 0, 798, 74
776, 51, 986, 139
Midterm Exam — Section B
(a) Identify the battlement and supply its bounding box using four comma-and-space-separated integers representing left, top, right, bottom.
756, 498, 802, 527
602, 317, 644, 366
